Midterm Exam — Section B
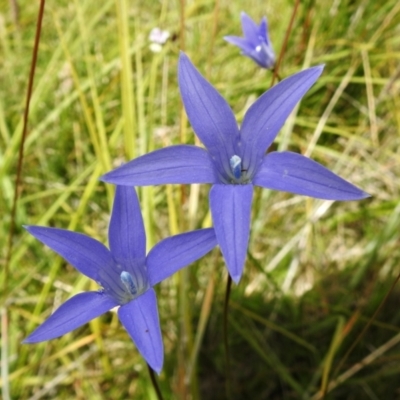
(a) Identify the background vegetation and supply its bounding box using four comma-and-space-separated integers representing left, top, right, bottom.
1, 0, 400, 398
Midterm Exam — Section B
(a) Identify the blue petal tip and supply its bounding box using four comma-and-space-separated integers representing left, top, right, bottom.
361, 191, 371, 199
22, 334, 37, 344
231, 274, 241, 284
99, 172, 110, 183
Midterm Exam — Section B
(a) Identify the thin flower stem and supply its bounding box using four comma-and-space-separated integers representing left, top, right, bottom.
147, 363, 165, 400
3, 0, 46, 296
206, 0, 219, 79
223, 275, 233, 399
2, 3, 45, 399
271, 68, 282, 83
270, 0, 300, 87
9, 0, 19, 27
1, 307, 10, 400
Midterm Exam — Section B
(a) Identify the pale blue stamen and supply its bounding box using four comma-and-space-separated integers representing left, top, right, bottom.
120, 271, 137, 295
230, 155, 242, 180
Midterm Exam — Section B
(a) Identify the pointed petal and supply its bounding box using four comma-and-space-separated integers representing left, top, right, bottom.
23, 292, 117, 343
118, 289, 163, 374
240, 66, 324, 177
101, 145, 218, 186
210, 184, 253, 283
240, 12, 259, 44
146, 228, 217, 286
178, 53, 240, 180
24, 226, 113, 282
109, 186, 146, 269
224, 35, 254, 53
259, 17, 268, 42
225, 34, 274, 69
253, 152, 370, 200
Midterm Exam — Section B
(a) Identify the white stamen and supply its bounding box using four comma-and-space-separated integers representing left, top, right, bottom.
120, 271, 137, 295
230, 155, 242, 180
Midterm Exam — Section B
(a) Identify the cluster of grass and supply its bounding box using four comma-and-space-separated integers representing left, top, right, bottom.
1, 0, 400, 398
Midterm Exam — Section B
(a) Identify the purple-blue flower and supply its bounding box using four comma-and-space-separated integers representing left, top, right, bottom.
224, 12, 275, 69
24, 186, 217, 373
101, 53, 369, 284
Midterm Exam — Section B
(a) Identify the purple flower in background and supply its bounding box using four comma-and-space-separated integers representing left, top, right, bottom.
24, 186, 217, 373
101, 53, 369, 284
224, 12, 275, 69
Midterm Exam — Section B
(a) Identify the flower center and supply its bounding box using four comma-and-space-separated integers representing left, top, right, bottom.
120, 271, 138, 296
98, 262, 149, 304
230, 155, 242, 180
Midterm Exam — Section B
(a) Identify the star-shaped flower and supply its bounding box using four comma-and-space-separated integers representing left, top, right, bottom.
224, 12, 275, 69
101, 53, 369, 284
24, 186, 217, 373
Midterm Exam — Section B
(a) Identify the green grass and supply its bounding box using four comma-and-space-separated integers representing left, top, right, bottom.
1, 0, 400, 398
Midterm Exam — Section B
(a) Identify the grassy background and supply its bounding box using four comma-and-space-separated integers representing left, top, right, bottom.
1, 0, 400, 398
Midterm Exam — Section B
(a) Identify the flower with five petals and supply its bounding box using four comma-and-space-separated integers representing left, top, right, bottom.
24, 186, 217, 373
101, 53, 369, 284
224, 12, 275, 69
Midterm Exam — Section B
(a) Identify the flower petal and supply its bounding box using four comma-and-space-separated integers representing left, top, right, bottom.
146, 228, 217, 286
249, 43, 275, 69
24, 226, 114, 282
225, 35, 274, 69
23, 292, 117, 343
209, 184, 253, 283
240, 66, 324, 177
253, 151, 370, 200
101, 145, 218, 185
118, 289, 163, 374
240, 12, 259, 44
178, 53, 240, 180
109, 186, 146, 269
224, 35, 254, 54
259, 16, 269, 43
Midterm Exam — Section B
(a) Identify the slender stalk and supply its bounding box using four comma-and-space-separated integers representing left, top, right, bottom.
2, 3, 45, 399
270, 0, 300, 86
147, 364, 165, 400
188, 267, 216, 382
223, 275, 233, 399
206, 0, 219, 79
1, 307, 10, 400
115, 0, 136, 160
3, 0, 45, 295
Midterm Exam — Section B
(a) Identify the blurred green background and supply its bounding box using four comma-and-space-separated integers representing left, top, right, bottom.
1, 0, 400, 398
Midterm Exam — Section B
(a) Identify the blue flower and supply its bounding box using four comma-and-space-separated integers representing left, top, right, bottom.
24, 186, 217, 373
224, 12, 275, 69
101, 53, 369, 284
